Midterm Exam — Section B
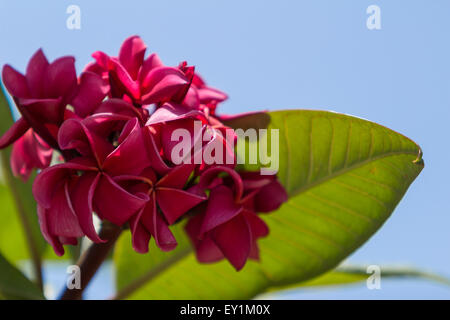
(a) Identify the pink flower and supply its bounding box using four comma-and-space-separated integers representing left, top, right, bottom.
186, 166, 287, 270
115, 164, 206, 253
32, 115, 152, 255
0, 49, 78, 149
87, 36, 189, 106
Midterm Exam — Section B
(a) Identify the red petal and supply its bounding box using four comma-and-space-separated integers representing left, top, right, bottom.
0, 117, 30, 149
58, 118, 114, 166
37, 205, 64, 256
26, 49, 49, 98
138, 53, 164, 83
94, 174, 148, 226
143, 126, 171, 175
156, 188, 205, 225
129, 206, 151, 253
71, 71, 108, 117
254, 180, 288, 213
109, 59, 140, 99
200, 185, 243, 234
146, 103, 207, 125
140, 67, 188, 104
157, 164, 195, 189
47, 181, 84, 238
118, 35, 146, 80
103, 119, 150, 176
141, 196, 177, 251
19, 97, 64, 124
186, 213, 224, 263
44, 56, 77, 101
212, 214, 252, 270
95, 98, 143, 121
2, 65, 29, 98
70, 172, 104, 243
33, 161, 96, 209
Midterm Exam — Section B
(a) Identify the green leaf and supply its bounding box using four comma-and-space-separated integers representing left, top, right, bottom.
113, 110, 423, 299
0, 183, 30, 262
0, 85, 46, 287
260, 265, 450, 297
0, 251, 45, 300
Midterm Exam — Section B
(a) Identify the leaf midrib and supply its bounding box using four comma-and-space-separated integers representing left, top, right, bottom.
287, 149, 421, 198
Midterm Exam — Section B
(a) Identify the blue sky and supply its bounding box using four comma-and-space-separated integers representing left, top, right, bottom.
0, 0, 449, 299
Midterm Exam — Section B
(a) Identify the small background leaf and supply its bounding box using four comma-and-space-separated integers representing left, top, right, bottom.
258, 265, 450, 297
0, 85, 48, 290
0, 251, 45, 300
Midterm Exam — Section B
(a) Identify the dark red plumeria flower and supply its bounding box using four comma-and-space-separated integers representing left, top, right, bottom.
32, 115, 151, 254
0, 49, 78, 150
186, 166, 288, 270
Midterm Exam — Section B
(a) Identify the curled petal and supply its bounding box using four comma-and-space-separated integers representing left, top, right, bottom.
198, 87, 228, 104
200, 185, 243, 234
92, 51, 111, 70
32, 161, 97, 209
140, 67, 188, 104
108, 59, 140, 99
211, 214, 252, 271
254, 180, 288, 213
157, 164, 195, 189
37, 205, 64, 256
95, 98, 143, 122
58, 118, 114, 166
197, 166, 244, 201
146, 103, 207, 126
94, 174, 148, 226
103, 118, 150, 176
0, 117, 30, 149
143, 127, 171, 175
47, 181, 84, 238
19, 97, 64, 124
70, 172, 104, 243
11, 129, 52, 181
156, 188, 205, 225
185, 212, 224, 263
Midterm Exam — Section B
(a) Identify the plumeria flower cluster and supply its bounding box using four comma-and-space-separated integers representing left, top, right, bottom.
0, 36, 287, 270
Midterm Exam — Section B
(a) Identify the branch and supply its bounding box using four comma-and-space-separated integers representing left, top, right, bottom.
59, 221, 122, 300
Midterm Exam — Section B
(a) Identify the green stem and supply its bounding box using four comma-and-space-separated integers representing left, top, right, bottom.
0, 151, 43, 292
